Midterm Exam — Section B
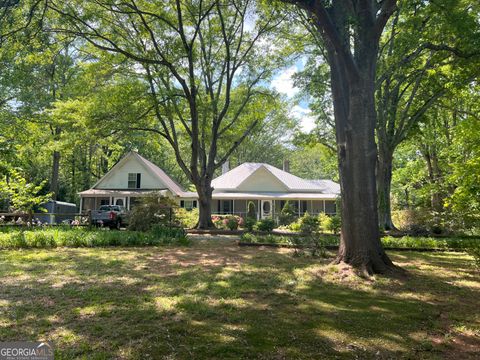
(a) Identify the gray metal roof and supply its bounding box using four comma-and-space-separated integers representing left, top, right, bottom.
212, 163, 340, 194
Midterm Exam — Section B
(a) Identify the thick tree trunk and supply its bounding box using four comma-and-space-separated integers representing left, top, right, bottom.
196, 179, 214, 229
50, 150, 60, 200
377, 149, 396, 231
328, 39, 396, 275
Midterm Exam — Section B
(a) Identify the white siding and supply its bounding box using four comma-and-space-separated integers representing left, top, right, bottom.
237, 167, 288, 192
96, 156, 167, 189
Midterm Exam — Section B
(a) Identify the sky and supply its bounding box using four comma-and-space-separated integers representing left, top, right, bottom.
270, 61, 316, 133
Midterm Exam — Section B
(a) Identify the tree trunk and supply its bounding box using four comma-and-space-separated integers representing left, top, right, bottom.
377, 149, 396, 230
50, 150, 61, 200
328, 35, 396, 275
196, 179, 214, 229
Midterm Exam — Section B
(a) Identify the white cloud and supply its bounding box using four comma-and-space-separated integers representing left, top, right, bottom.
271, 65, 300, 97
291, 105, 317, 133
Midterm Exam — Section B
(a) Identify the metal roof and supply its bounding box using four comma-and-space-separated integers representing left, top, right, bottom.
211, 192, 338, 200
212, 163, 340, 193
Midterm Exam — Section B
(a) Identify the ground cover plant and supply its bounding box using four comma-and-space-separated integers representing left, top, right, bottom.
0, 239, 478, 359
240, 233, 480, 251
0, 226, 189, 249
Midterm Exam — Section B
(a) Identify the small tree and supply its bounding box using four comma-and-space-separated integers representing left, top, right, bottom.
279, 201, 296, 225
128, 193, 177, 232
2, 170, 51, 222
245, 201, 257, 231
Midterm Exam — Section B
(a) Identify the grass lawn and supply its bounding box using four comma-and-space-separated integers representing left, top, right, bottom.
0, 236, 479, 359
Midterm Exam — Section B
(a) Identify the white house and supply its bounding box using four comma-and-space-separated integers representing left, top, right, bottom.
79, 151, 340, 219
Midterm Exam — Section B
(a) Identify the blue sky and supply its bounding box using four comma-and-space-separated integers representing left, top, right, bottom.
270, 59, 316, 133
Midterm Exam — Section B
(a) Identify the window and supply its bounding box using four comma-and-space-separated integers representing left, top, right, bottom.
180, 200, 198, 211
128, 173, 141, 189
221, 200, 233, 214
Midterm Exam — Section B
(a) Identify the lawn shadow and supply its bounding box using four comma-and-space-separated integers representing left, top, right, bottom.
0, 244, 478, 359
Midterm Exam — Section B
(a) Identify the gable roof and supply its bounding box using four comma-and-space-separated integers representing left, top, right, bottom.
212, 162, 340, 194
91, 151, 185, 196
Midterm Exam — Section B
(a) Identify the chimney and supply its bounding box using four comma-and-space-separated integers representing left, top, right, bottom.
222, 160, 230, 174
283, 159, 290, 173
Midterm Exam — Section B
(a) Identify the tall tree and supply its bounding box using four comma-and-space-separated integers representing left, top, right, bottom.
47, 0, 287, 228
281, 1, 399, 274
375, 0, 480, 230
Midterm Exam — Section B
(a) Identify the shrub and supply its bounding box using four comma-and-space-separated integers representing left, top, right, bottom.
211, 215, 243, 230
298, 212, 319, 234
247, 201, 256, 219
151, 225, 190, 245
319, 213, 341, 234
290, 235, 328, 258
254, 218, 275, 232
244, 217, 256, 232
175, 208, 198, 229
128, 193, 177, 232
465, 243, 480, 269
278, 201, 297, 226
287, 219, 301, 232
225, 216, 239, 230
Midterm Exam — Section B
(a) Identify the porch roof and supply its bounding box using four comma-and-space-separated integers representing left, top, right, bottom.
78, 189, 170, 197
211, 192, 338, 200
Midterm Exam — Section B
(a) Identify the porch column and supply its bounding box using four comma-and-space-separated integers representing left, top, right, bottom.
298, 200, 301, 216
79, 197, 83, 214
323, 200, 326, 213
233, 200, 235, 215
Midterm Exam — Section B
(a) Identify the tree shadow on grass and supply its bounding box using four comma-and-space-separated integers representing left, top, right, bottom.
0, 246, 478, 359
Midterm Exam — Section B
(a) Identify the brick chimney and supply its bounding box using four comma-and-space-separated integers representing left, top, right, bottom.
283, 159, 290, 173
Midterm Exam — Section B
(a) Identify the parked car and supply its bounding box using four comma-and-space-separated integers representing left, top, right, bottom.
91, 205, 128, 229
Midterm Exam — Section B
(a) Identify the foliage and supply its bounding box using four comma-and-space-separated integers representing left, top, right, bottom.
278, 201, 297, 226
211, 215, 244, 230
298, 212, 319, 234
247, 201, 256, 220
318, 213, 341, 234
290, 235, 328, 258
465, 243, 480, 269
150, 225, 189, 246
127, 194, 177, 232
0, 170, 51, 215
254, 218, 275, 233
175, 208, 199, 229
244, 217, 256, 232
0, 227, 190, 249
225, 216, 240, 231
240, 231, 480, 251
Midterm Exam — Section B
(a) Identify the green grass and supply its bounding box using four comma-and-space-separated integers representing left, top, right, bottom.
0, 226, 189, 248
241, 232, 480, 250
0, 239, 478, 359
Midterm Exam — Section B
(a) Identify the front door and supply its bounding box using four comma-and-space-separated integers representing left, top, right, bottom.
114, 197, 126, 207
261, 200, 272, 219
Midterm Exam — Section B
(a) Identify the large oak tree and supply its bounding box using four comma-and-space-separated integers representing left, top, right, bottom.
47, 0, 287, 228
282, 0, 399, 274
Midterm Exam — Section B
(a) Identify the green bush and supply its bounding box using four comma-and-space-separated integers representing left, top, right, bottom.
466, 243, 480, 269
319, 213, 341, 234
298, 212, 319, 234
128, 193, 177, 232
0, 227, 190, 249
290, 235, 328, 257
278, 201, 297, 226
247, 201, 256, 219
244, 217, 256, 232
151, 225, 190, 245
254, 218, 275, 232
225, 216, 239, 230
175, 208, 198, 229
